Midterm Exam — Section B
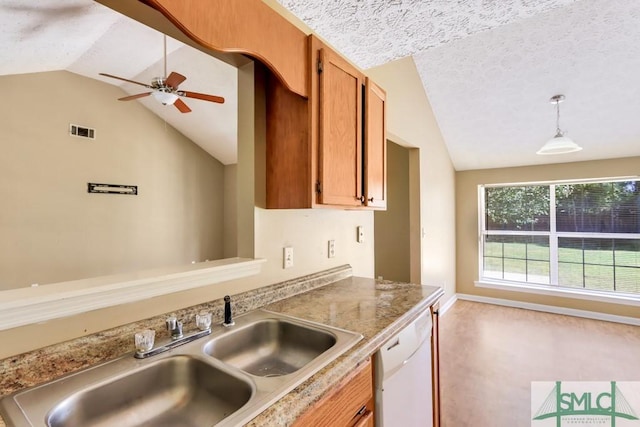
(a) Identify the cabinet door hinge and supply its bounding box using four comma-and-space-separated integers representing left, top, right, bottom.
317, 59, 323, 74
316, 181, 322, 193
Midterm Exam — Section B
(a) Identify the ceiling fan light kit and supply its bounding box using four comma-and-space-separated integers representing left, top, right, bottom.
537, 94, 582, 155
152, 88, 179, 105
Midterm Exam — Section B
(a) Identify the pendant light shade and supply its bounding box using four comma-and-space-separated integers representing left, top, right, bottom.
537, 134, 582, 155
537, 94, 582, 155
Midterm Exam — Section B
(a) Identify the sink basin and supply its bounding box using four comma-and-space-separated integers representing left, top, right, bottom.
1, 309, 362, 427
1, 355, 253, 427
47, 355, 252, 427
204, 318, 337, 377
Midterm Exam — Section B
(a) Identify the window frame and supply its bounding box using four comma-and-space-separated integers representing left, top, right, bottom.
476, 177, 640, 306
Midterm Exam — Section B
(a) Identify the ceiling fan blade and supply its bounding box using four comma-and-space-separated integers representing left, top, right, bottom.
99, 73, 152, 89
165, 71, 187, 89
180, 91, 225, 104
118, 92, 152, 101
174, 98, 192, 113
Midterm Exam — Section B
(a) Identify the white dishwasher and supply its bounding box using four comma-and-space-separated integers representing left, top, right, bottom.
375, 309, 433, 427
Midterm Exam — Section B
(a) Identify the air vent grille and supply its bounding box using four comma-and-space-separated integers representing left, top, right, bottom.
70, 124, 96, 140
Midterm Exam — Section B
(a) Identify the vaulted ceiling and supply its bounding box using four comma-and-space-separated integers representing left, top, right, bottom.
0, 0, 238, 165
3, 0, 640, 170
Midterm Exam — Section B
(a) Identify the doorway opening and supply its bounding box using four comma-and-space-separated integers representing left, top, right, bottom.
374, 141, 420, 282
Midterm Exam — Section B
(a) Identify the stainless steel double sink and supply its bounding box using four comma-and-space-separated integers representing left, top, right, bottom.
1, 309, 363, 427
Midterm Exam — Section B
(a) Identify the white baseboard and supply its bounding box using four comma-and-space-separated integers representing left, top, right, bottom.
438, 294, 458, 316
455, 293, 640, 326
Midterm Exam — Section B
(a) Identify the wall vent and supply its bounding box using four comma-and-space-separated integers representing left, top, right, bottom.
70, 124, 96, 140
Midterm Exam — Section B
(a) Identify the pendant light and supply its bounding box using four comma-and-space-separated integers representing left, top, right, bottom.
537, 94, 582, 155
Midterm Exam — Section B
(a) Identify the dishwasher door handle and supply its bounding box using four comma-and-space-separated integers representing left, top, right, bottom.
386, 338, 400, 351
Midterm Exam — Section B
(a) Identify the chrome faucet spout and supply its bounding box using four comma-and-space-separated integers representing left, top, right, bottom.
166, 316, 184, 339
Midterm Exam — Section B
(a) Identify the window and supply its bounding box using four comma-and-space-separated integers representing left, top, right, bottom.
479, 179, 640, 297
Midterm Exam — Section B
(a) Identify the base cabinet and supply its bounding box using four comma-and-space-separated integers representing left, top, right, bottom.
293, 359, 374, 427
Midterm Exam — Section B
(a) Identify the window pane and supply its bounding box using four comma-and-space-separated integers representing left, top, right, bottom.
558, 237, 640, 294
485, 186, 549, 231
615, 267, 640, 294
558, 261, 583, 288
615, 240, 640, 267
584, 265, 614, 291
556, 181, 640, 233
504, 259, 526, 282
483, 235, 549, 284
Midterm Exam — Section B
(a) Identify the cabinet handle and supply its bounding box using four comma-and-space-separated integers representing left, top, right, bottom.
357, 196, 365, 203
368, 197, 374, 203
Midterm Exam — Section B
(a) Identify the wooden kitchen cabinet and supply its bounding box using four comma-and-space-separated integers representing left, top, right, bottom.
363, 78, 387, 209
135, 0, 309, 97
293, 358, 374, 427
316, 38, 365, 207
266, 35, 387, 210
132, 0, 385, 209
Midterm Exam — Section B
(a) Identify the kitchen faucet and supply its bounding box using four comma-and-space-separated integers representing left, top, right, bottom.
222, 295, 235, 327
133, 313, 212, 359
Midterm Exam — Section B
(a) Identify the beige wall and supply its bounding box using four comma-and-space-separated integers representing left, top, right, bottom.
0, 71, 227, 290
367, 57, 457, 303
456, 156, 640, 318
223, 164, 238, 258
375, 141, 411, 282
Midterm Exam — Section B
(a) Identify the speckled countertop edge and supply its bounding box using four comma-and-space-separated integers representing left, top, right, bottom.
0, 266, 443, 427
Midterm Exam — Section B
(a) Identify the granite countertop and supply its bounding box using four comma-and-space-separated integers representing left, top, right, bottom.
0, 267, 443, 427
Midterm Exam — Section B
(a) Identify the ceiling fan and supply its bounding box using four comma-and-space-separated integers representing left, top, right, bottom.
99, 36, 224, 113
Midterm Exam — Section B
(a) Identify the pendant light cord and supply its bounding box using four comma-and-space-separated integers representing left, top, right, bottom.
555, 99, 562, 136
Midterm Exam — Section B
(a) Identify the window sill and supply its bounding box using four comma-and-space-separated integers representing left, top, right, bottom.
475, 279, 640, 307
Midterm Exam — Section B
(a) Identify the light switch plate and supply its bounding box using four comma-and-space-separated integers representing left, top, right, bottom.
283, 247, 293, 269
357, 226, 364, 243
328, 240, 336, 258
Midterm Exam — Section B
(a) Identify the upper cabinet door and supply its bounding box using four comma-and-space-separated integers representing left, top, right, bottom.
317, 46, 365, 207
364, 78, 387, 209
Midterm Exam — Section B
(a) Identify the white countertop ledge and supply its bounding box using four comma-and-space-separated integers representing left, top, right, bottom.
0, 258, 265, 331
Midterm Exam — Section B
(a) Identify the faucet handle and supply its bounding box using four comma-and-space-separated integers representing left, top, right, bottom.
196, 312, 212, 331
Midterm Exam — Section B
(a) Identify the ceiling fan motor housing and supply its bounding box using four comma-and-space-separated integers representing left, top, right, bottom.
152, 77, 168, 88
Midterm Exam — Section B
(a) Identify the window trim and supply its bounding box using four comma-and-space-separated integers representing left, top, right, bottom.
477, 178, 640, 301
475, 278, 640, 307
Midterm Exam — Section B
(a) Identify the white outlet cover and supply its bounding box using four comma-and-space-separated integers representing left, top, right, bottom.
283, 247, 294, 269
328, 240, 336, 258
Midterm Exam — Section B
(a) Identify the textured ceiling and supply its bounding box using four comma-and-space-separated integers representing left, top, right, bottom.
0, 0, 238, 165
279, 0, 640, 170
415, 0, 640, 170
277, 0, 580, 69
